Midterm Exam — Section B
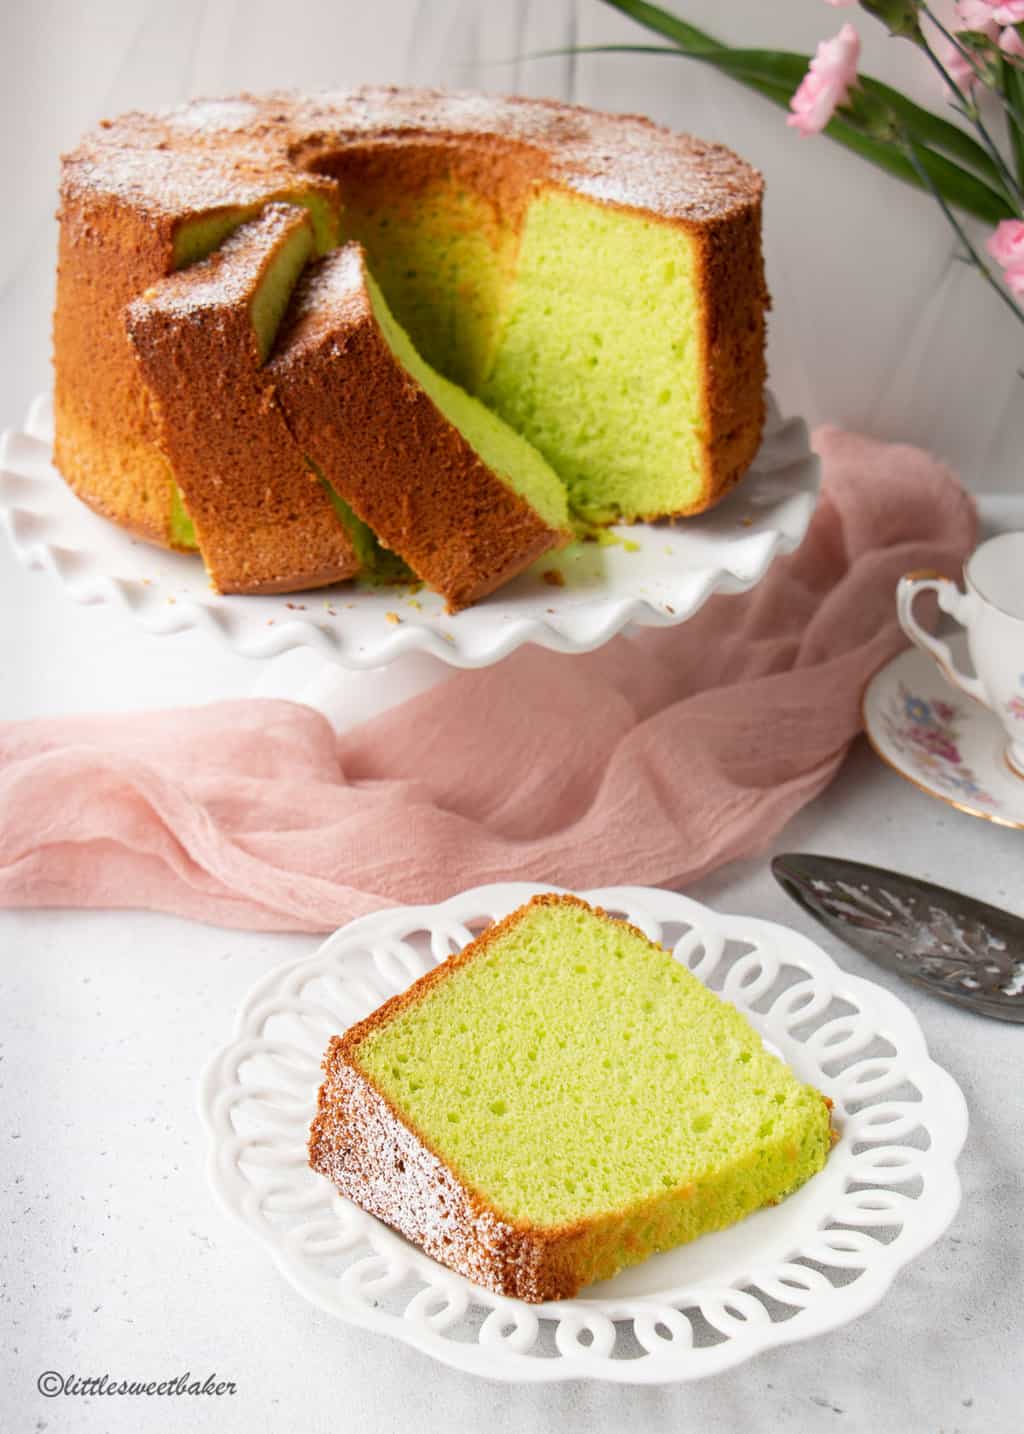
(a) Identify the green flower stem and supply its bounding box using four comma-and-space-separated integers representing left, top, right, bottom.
1005, 56, 1024, 188
919, 4, 1024, 195
921, 3, 1024, 139
904, 134, 1024, 329
914, 26, 1024, 211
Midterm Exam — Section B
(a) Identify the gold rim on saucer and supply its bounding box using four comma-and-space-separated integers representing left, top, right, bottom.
859, 655, 1024, 833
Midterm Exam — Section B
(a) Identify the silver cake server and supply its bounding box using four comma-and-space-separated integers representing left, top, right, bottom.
771, 852, 1024, 1022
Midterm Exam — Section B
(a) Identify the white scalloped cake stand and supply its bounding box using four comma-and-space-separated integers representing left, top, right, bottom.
1, 392, 817, 677
199, 882, 967, 1384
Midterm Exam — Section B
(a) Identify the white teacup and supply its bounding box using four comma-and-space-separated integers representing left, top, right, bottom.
897, 532, 1024, 778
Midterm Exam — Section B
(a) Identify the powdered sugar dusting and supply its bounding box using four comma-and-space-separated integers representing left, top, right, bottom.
126, 204, 310, 322
65, 86, 762, 225
63, 141, 318, 223
311, 1058, 552, 1301
166, 99, 263, 135
270, 243, 371, 369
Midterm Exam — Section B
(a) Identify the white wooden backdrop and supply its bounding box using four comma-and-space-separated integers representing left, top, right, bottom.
3, 0, 1021, 491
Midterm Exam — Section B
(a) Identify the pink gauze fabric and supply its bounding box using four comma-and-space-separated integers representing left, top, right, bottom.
0, 428, 977, 934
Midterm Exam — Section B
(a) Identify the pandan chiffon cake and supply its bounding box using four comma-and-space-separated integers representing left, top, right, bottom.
53, 88, 768, 605
309, 896, 833, 1303
270, 242, 570, 611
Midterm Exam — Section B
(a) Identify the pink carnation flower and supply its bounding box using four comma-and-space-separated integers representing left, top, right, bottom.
987, 219, 1024, 266
942, 37, 981, 88
957, 0, 1024, 23
947, 4, 1024, 87
787, 24, 861, 137
987, 219, 1024, 298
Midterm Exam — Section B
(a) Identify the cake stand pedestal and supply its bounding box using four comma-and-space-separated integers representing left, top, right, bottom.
247, 646, 456, 731
0, 391, 820, 708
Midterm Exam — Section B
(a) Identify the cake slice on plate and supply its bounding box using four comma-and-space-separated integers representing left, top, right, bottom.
269, 242, 572, 612
309, 894, 834, 1303
126, 204, 375, 594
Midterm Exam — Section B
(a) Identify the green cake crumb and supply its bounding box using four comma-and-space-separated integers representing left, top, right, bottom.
356, 898, 832, 1231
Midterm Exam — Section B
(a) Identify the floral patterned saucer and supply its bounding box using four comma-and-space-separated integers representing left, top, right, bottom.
863, 636, 1024, 830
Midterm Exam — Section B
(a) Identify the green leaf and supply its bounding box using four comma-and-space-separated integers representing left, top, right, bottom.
858, 76, 997, 174
588, 2, 1011, 218
596, 0, 724, 53
1004, 56, 1024, 191
828, 116, 1014, 223
953, 28, 1000, 55
700, 50, 998, 181
569, 38, 1009, 215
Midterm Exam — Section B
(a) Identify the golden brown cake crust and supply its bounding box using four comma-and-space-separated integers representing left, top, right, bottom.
688, 204, 769, 519
124, 205, 361, 594
270, 244, 569, 613
53, 87, 768, 580
308, 896, 832, 1304
53, 142, 340, 548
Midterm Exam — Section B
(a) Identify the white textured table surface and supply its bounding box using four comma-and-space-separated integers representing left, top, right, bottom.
2, 500, 1023, 1433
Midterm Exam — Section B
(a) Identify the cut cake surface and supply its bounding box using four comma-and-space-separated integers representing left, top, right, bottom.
270, 242, 571, 612
309, 894, 833, 1303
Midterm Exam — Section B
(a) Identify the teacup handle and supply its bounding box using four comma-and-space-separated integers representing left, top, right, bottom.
896, 569, 987, 705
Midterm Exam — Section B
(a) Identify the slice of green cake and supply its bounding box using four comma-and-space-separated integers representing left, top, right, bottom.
166, 178, 342, 550
126, 204, 366, 594
309, 894, 833, 1303
270, 242, 570, 612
